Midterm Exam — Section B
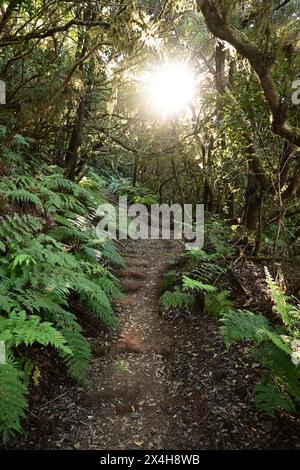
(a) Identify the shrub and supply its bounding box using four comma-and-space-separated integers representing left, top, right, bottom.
221, 269, 300, 417
0, 149, 124, 441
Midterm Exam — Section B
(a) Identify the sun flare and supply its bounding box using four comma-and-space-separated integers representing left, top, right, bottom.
144, 62, 195, 117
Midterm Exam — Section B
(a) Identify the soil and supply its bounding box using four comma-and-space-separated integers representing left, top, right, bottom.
4, 238, 300, 450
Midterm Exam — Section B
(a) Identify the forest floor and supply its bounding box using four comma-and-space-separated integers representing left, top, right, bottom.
5, 238, 300, 450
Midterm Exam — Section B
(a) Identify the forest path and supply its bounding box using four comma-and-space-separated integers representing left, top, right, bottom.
80, 238, 188, 450
11, 239, 300, 450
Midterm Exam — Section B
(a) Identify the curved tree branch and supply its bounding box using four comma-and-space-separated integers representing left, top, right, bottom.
197, 0, 300, 147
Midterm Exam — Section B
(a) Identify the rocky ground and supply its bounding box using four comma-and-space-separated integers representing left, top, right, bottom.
5, 238, 300, 450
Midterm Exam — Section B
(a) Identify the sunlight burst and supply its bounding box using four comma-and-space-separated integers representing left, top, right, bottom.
144, 62, 195, 118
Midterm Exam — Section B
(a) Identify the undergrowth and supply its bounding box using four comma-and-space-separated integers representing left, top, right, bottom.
0, 132, 124, 441
160, 214, 300, 418
107, 176, 158, 205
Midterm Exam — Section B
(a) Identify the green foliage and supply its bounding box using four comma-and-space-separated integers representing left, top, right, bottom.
160, 289, 195, 308
59, 328, 91, 385
221, 310, 271, 348
254, 383, 295, 417
251, 342, 300, 403
159, 270, 179, 295
183, 274, 234, 317
133, 194, 158, 205
0, 310, 74, 441
2, 0, 300, 444
0, 214, 43, 251
160, 230, 231, 315
0, 363, 28, 443
100, 240, 126, 267
204, 290, 234, 317
265, 267, 300, 335
4, 189, 43, 208
107, 177, 158, 204
0, 161, 124, 441
205, 215, 235, 257
221, 270, 300, 417
182, 275, 217, 293
0, 311, 71, 354
182, 247, 228, 293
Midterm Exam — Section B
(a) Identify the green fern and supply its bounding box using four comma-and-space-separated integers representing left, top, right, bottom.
60, 328, 91, 385
221, 310, 271, 348
48, 225, 87, 242
251, 342, 300, 401
160, 289, 195, 308
0, 214, 43, 249
265, 268, 291, 321
182, 275, 217, 293
221, 302, 300, 417
96, 276, 124, 299
183, 249, 227, 283
265, 267, 300, 335
0, 363, 28, 442
159, 270, 179, 295
0, 165, 122, 441
100, 240, 125, 266
0, 311, 73, 440
4, 189, 43, 208
182, 276, 234, 317
254, 382, 295, 417
183, 248, 222, 262
0, 311, 71, 354
204, 290, 235, 317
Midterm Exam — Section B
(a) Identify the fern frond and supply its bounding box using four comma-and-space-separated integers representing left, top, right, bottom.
265, 268, 291, 321
48, 225, 86, 242
182, 275, 217, 293
100, 241, 125, 266
160, 289, 195, 308
251, 342, 300, 401
0, 311, 71, 354
0, 214, 43, 249
95, 276, 124, 299
0, 363, 28, 442
264, 268, 300, 335
4, 190, 43, 208
221, 310, 271, 348
254, 382, 295, 417
204, 290, 235, 317
60, 328, 91, 385
73, 276, 117, 325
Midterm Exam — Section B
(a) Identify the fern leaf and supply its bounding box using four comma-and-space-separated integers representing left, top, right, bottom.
0, 363, 28, 442
205, 290, 234, 317
254, 382, 295, 417
251, 342, 300, 401
100, 241, 125, 267
60, 328, 91, 385
182, 275, 217, 293
221, 310, 271, 348
4, 190, 43, 208
0, 311, 71, 355
160, 290, 195, 308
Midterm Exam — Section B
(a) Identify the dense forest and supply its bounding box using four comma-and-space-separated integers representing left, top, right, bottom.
1, 0, 300, 452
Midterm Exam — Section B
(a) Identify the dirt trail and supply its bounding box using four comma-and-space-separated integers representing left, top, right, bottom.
8, 238, 300, 450
81, 238, 185, 450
